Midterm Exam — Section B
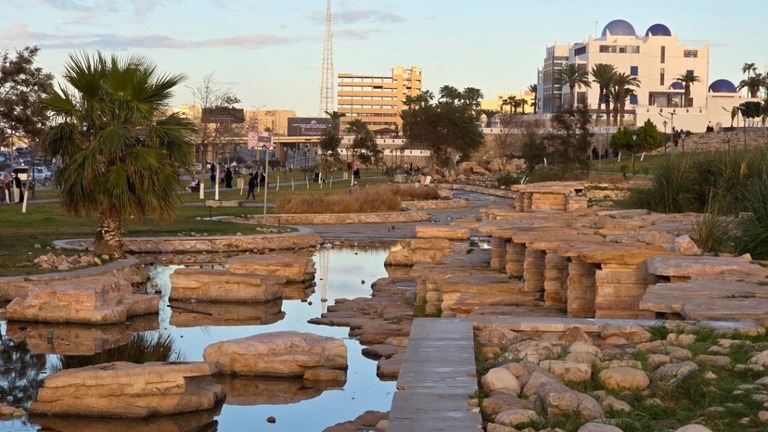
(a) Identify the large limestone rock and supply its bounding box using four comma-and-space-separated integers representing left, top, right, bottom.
169, 268, 283, 302
226, 254, 316, 283
385, 239, 451, 266
5, 279, 156, 325
535, 381, 604, 422
481, 366, 521, 395
598, 367, 650, 391
203, 331, 347, 379
30, 362, 224, 419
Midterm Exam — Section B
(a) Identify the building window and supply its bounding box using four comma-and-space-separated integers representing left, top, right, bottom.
660, 46, 665, 64
629, 94, 638, 105
631, 46, 640, 54
684, 50, 698, 58
619, 46, 626, 53
599, 45, 611, 53
630, 66, 638, 76
687, 69, 695, 77
574, 46, 586, 56
660, 68, 665, 86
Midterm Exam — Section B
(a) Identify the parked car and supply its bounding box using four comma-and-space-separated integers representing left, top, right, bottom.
33, 166, 52, 182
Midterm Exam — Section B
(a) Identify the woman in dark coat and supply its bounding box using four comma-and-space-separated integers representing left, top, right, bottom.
225, 167, 233, 188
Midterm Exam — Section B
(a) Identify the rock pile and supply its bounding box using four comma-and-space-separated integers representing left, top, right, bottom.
33, 252, 108, 271
476, 322, 768, 432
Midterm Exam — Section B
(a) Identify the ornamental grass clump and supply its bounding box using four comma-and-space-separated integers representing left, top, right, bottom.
276, 186, 402, 214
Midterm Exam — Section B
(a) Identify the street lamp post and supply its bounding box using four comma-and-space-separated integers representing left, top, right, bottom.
680, 132, 687, 155
262, 143, 273, 218
662, 120, 668, 155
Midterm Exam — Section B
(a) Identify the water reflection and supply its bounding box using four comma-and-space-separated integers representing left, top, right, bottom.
0, 247, 396, 432
6, 314, 158, 356
169, 300, 285, 327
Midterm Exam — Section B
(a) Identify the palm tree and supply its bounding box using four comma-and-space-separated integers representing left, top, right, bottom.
519, 98, 528, 114
554, 63, 591, 109
738, 73, 764, 98
527, 83, 538, 113
590, 63, 617, 125
675, 72, 701, 108
42, 52, 196, 257
742, 62, 757, 96
324, 110, 346, 134
501, 95, 517, 114
611, 72, 641, 125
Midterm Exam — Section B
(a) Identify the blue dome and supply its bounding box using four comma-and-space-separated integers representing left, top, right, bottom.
709, 79, 738, 93
645, 23, 672, 37
669, 82, 684, 90
602, 19, 636, 37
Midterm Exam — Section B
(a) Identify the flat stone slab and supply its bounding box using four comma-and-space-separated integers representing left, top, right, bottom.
204, 200, 243, 207
414, 225, 470, 240
169, 268, 283, 303
203, 331, 347, 379
640, 279, 768, 322
402, 199, 467, 210
440, 274, 524, 294
30, 361, 224, 419
646, 255, 759, 278
226, 254, 316, 282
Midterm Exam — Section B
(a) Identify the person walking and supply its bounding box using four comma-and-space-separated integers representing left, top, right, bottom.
209, 162, 216, 186
2, 174, 10, 204
246, 173, 256, 199
225, 167, 233, 188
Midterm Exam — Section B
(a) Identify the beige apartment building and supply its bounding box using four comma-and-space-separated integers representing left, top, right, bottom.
337, 66, 423, 133
244, 109, 296, 136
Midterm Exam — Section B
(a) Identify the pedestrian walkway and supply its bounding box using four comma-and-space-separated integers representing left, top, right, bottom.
387, 319, 482, 431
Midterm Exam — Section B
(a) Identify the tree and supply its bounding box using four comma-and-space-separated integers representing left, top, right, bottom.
612, 73, 641, 125
0, 46, 54, 165
738, 72, 763, 98
742, 62, 757, 98
527, 83, 538, 114
546, 105, 593, 173
590, 63, 616, 125
675, 72, 701, 108
501, 95, 517, 114
346, 119, 382, 170
555, 63, 591, 109
187, 73, 240, 169
401, 86, 484, 168
42, 52, 197, 257
610, 120, 661, 171
324, 110, 346, 134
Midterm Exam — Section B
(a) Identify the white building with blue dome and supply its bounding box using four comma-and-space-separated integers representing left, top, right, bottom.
537, 19, 754, 132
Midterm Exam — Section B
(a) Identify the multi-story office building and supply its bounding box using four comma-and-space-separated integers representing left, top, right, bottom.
244, 109, 296, 136
337, 66, 422, 133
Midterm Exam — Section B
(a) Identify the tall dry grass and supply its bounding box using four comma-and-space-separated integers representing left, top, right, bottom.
276, 185, 402, 214
388, 185, 442, 201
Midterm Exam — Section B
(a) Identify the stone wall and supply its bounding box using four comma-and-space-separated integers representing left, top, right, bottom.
233, 212, 430, 226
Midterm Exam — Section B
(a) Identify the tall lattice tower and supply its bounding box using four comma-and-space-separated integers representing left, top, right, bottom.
319, 0, 335, 114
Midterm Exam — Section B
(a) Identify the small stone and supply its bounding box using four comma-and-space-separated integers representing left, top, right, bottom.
759, 411, 768, 422
266, 416, 276, 423
34, 244, 41, 248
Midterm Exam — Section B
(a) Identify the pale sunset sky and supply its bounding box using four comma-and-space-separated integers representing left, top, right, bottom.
3, 0, 766, 115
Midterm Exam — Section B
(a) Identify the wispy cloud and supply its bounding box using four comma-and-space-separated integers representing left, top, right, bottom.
309, 3, 405, 25
335, 28, 387, 40
2, 25, 304, 50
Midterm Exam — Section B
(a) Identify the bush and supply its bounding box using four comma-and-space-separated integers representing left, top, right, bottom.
388, 185, 441, 201
496, 173, 521, 188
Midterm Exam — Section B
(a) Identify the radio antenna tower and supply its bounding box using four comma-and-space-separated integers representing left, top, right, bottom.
319, 0, 335, 114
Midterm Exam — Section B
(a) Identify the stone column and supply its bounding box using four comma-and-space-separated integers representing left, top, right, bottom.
594, 263, 657, 319
523, 248, 545, 293
544, 252, 569, 307
523, 192, 533, 211
514, 192, 525, 212
505, 242, 526, 278
566, 258, 599, 318
490, 238, 507, 271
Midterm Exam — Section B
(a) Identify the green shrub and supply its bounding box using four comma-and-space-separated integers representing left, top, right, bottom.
496, 173, 521, 188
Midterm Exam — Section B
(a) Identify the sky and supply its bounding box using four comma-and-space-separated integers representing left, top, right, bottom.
3, 0, 767, 117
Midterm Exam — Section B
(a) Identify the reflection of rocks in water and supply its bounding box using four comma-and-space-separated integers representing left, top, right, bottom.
169, 300, 285, 327
6, 314, 159, 356
32, 404, 221, 432
214, 375, 344, 406
282, 282, 315, 301
0, 336, 46, 410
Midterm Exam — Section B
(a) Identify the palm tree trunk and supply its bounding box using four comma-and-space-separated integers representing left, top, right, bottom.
94, 210, 124, 258
570, 84, 576, 109
596, 88, 604, 125
605, 101, 611, 128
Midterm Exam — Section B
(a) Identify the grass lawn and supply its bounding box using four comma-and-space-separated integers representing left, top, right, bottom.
590, 152, 677, 176
0, 170, 392, 277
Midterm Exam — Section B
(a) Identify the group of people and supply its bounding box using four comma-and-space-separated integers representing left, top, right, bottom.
2, 173, 25, 204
